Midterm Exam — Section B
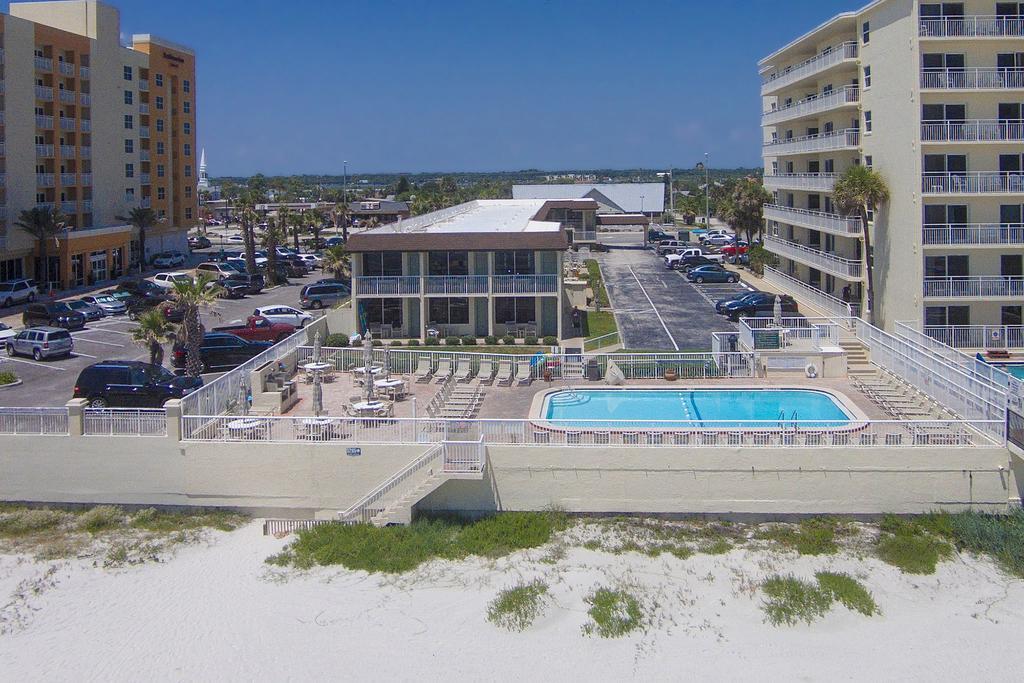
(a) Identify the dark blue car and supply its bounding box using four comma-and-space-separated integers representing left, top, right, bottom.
686, 265, 739, 284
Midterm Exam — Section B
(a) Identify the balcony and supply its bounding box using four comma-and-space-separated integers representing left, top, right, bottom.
762, 86, 860, 126
139, 103, 150, 115
82, 200, 93, 213
35, 85, 53, 101
923, 223, 1024, 246
58, 61, 75, 76
763, 173, 837, 192
124, 193, 136, 204
80, 146, 92, 159
139, 79, 149, 91
763, 204, 862, 236
921, 67, 1024, 89
0, 143, 4, 156
36, 202, 55, 211
763, 266, 859, 318
922, 172, 1024, 194
492, 274, 558, 294
34, 55, 52, 71
60, 173, 77, 185
60, 144, 76, 157
140, 174, 151, 185
79, 93, 91, 106
80, 119, 92, 132
36, 173, 55, 188
59, 89, 75, 104
139, 197, 151, 209
140, 150, 151, 161
761, 42, 858, 95
424, 275, 489, 295
921, 119, 1024, 143
763, 235, 863, 280
36, 144, 55, 158
139, 127, 150, 139
60, 201, 78, 214
919, 325, 1024, 350
80, 66, 90, 79
355, 276, 421, 296
920, 15, 1024, 38
80, 173, 92, 186
59, 117, 76, 131
924, 276, 1024, 298
763, 128, 859, 156
36, 115, 54, 129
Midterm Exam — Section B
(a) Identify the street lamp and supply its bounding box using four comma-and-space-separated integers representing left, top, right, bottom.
695, 153, 710, 229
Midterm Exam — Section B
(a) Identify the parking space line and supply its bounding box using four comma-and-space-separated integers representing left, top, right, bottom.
86, 327, 134, 336
627, 265, 679, 351
1, 356, 67, 371
70, 351, 98, 359
71, 335, 125, 347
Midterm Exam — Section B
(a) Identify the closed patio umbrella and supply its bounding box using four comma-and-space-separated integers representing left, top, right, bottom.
382, 345, 391, 380
237, 380, 250, 416
312, 329, 322, 365
363, 329, 376, 402
312, 371, 323, 417
773, 295, 783, 327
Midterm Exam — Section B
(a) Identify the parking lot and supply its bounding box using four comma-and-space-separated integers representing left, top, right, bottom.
0, 265, 329, 407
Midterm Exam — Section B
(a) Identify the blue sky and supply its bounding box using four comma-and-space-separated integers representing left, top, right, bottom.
8, 0, 859, 175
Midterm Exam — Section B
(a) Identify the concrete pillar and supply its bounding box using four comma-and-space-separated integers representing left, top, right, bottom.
164, 399, 183, 442
487, 252, 495, 337
65, 398, 87, 437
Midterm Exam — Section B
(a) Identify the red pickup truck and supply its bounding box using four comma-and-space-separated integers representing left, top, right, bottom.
212, 315, 295, 343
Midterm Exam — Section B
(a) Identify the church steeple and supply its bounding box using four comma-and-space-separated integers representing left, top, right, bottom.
197, 148, 210, 191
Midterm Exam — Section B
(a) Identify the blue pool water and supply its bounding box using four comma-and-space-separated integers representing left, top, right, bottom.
994, 364, 1024, 380
543, 389, 852, 427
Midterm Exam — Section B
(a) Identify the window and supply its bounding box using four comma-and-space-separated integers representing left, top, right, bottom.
361, 299, 403, 328
156, 119, 164, 132
124, 90, 133, 105
183, 79, 190, 93
824, 159, 835, 173
185, 208, 192, 219
183, 101, 191, 114
185, 186, 192, 198
124, 114, 133, 129
427, 251, 469, 275
922, 52, 965, 73
157, 164, 165, 178
155, 96, 164, 110
125, 163, 134, 178
361, 252, 403, 276
428, 297, 469, 326
494, 297, 535, 325
864, 155, 873, 168
864, 111, 873, 133
185, 165, 192, 178
494, 250, 535, 275
155, 73, 163, 87
926, 254, 969, 277
862, 21, 870, 44
126, 188, 135, 198
183, 122, 191, 135
124, 139, 134, 154
157, 142, 165, 155
1003, 306, 1023, 326
157, 187, 166, 200
123, 65, 133, 81
864, 65, 872, 88
184, 143, 191, 157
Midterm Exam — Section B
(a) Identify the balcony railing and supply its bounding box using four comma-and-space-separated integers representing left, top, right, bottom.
139, 198, 150, 209
36, 173, 55, 187
0, 173, 5, 187
920, 15, 1024, 38
61, 201, 78, 214
920, 325, 1024, 349
34, 85, 53, 101
58, 61, 75, 76
492, 274, 558, 294
140, 150, 151, 161
36, 144, 55, 158
763, 128, 860, 155
762, 86, 860, 126
923, 223, 1024, 245
355, 276, 421, 296
80, 119, 91, 132
80, 173, 92, 186
82, 200, 93, 213
36, 114, 54, 129
762, 266, 859, 318
80, 146, 91, 159
921, 67, 1024, 89
139, 79, 149, 91
79, 93, 91, 106
60, 144, 76, 157
763, 173, 837, 192
139, 103, 150, 115
570, 230, 599, 242
124, 193, 136, 204
924, 276, 1024, 298
761, 42, 858, 94
59, 173, 76, 185
922, 172, 1024, 194
34, 55, 52, 71
140, 174, 151, 185
139, 126, 150, 138
424, 275, 490, 295
763, 235, 863, 279
59, 89, 75, 104
921, 119, 1024, 142
80, 66, 90, 79
763, 204, 862, 236
36, 202, 55, 211
354, 274, 559, 296
60, 117, 76, 131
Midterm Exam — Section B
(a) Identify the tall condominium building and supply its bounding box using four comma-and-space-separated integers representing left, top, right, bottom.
0, 0, 197, 290
759, 0, 1024, 341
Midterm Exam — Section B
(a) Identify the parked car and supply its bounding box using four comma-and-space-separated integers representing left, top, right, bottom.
6, 326, 74, 360
702, 234, 735, 247
722, 293, 799, 321
212, 315, 296, 343
152, 272, 194, 289
0, 279, 38, 307
158, 301, 186, 323
116, 278, 172, 302
667, 255, 720, 271
65, 299, 105, 322
324, 237, 346, 248
171, 333, 273, 373
253, 305, 314, 328
196, 262, 242, 279
685, 265, 739, 284
699, 229, 730, 243
0, 322, 17, 343
664, 248, 724, 269
648, 228, 672, 242
151, 251, 187, 268
22, 302, 86, 329
223, 271, 264, 294
715, 290, 763, 313
719, 242, 750, 256
299, 283, 350, 309
210, 278, 249, 299
654, 240, 686, 255
73, 361, 203, 408
300, 279, 350, 297
188, 235, 212, 250
80, 294, 128, 316
280, 256, 309, 277
296, 253, 322, 269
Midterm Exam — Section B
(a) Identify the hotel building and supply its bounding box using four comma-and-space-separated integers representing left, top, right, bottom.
0, 0, 197, 290
347, 199, 598, 340
759, 0, 1024, 342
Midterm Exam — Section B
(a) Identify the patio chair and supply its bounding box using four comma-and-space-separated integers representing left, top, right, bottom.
495, 360, 514, 386
477, 359, 496, 385
413, 358, 433, 383
434, 358, 454, 383
453, 359, 473, 383
514, 360, 533, 386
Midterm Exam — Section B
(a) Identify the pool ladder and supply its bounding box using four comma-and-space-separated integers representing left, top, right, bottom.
778, 410, 798, 431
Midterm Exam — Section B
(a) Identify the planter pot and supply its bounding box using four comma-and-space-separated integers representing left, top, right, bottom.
664, 369, 678, 382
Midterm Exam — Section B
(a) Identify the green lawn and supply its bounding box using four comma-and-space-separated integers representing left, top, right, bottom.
583, 310, 617, 339
585, 260, 609, 308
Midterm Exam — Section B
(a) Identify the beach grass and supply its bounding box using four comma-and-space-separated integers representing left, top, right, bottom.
487, 580, 550, 631
943, 510, 1024, 578
760, 575, 833, 626
815, 572, 879, 616
756, 518, 841, 555
76, 506, 124, 533
875, 514, 953, 575
582, 587, 645, 638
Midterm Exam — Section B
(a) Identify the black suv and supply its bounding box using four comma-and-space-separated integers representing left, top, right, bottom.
723, 293, 799, 321
171, 333, 273, 373
221, 271, 264, 294
22, 302, 86, 329
74, 361, 203, 408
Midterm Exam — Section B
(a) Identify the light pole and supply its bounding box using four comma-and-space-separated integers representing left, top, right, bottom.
657, 170, 674, 217
640, 194, 646, 247
342, 160, 348, 239
695, 154, 710, 229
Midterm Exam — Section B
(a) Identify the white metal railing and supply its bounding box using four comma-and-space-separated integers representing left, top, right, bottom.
916, 324, 1024, 350
83, 409, 167, 437
60, 173, 76, 185
140, 174, 151, 185
59, 89, 75, 104
80, 65, 90, 79
763, 236, 863, 279
35, 84, 53, 101
140, 126, 150, 138
81, 119, 92, 133
763, 204, 862, 236
36, 144, 55, 158
762, 86, 860, 126
739, 316, 841, 351
924, 276, 1024, 298
80, 174, 93, 187
60, 201, 78, 214
571, 230, 599, 242
922, 172, 1024, 194
339, 443, 446, 523
443, 438, 486, 473
920, 15, 1024, 37
58, 60, 75, 76
60, 116, 76, 131
355, 276, 421, 296
36, 114, 54, 129
36, 202, 55, 211
139, 198, 151, 209
424, 275, 489, 295
921, 119, 1024, 142
763, 129, 860, 155
60, 144, 76, 157
491, 274, 558, 294
139, 103, 150, 115
36, 173, 55, 187
79, 93, 91, 106
761, 42, 858, 94
583, 331, 621, 352
140, 150, 151, 161
82, 200, 93, 213
139, 79, 149, 91
0, 407, 69, 435
80, 146, 92, 159
921, 68, 1024, 89
762, 266, 859, 318
763, 173, 837, 192
35, 55, 52, 71
922, 223, 1024, 245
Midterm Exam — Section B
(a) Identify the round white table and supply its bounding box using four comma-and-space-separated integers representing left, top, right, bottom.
374, 378, 406, 399
352, 366, 383, 375
301, 362, 332, 373
301, 417, 336, 440
226, 418, 264, 439
352, 401, 385, 416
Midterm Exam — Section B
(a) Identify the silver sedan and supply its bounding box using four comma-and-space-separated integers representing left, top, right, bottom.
80, 294, 128, 316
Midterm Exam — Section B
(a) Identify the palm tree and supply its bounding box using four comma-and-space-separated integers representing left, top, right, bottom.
236, 193, 260, 276
308, 208, 327, 249
333, 201, 350, 241
262, 215, 288, 286
131, 308, 175, 366
170, 274, 220, 377
289, 209, 305, 251
15, 206, 67, 289
321, 245, 350, 280
116, 207, 158, 273
729, 178, 772, 244
834, 165, 890, 323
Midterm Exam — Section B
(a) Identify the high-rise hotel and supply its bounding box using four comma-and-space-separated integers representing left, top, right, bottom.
760, 0, 1024, 345
0, 0, 197, 290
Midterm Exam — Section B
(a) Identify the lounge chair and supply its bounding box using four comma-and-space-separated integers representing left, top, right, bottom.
413, 358, 433, 383
453, 359, 473, 382
514, 360, 533, 386
434, 358, 454, 383
477, 359, 496, 385
495, 360, 514, 386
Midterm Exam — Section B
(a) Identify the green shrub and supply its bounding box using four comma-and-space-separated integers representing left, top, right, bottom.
502, 335, 516, 345
582, 587, 645, 638
0, 370, 18, 385
877, 530, 951, 574
407, 339, 420, 346
699, 539, 732, 555
524, 335, 538, 346
543, 336, 557, 346
445, 336, 462, 346
371, 339, 383, 347
389, 340, 403, 346
425, 337, 440, 346
130, 508, 246, 533
757, 518, 839, 555
487, 580, 550, 631
77, 505, 123, 533
0, 508, 67, 537
815, 572, 879, 616
324, 333, 349, 347
485, 335, 498, 345
945, 509, 1024, 578
760, 575, 832, 626
461, 336, 477, 346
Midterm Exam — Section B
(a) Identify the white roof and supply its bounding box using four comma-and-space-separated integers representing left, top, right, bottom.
512, 183, 665, 213
368, 200, 559, 235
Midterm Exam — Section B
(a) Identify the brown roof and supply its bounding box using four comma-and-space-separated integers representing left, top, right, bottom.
597, 213, 649, 225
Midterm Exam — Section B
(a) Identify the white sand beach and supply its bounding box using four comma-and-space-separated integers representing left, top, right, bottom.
1, 521, 1022, 681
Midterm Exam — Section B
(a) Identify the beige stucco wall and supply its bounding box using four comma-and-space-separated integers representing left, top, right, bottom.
2, 14, 38, 255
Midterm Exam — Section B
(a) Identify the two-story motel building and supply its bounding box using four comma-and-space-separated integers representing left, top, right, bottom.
347, 199, 599, 340
760, 0, 1024, 342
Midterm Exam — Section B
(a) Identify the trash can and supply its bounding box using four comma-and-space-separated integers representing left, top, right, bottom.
585, 358, 602, 381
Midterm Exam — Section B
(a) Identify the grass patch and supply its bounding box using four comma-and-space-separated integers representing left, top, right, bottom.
815, 571, 879, 616
584, 259, 609, 308
130, 508, 247, 533
487, 580, 550, 631
273, 511, 568, 574
0, 509, 68, 537
0, 370, 19, 385
757, 518, 840, 555
943, 510, 1024, 579
699, 539, 733, 555
76, 506, 124, 533
875, 515, 953, 575
760, 575, 833, 626
583, 310, 617, 339
582, 587, 645, 638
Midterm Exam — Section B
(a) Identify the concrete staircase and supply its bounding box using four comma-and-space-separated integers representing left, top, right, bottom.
839, 339, 875, 376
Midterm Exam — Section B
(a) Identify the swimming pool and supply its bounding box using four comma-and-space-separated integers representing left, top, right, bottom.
541, 388, 853, 428
991, 364, 1024, 380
